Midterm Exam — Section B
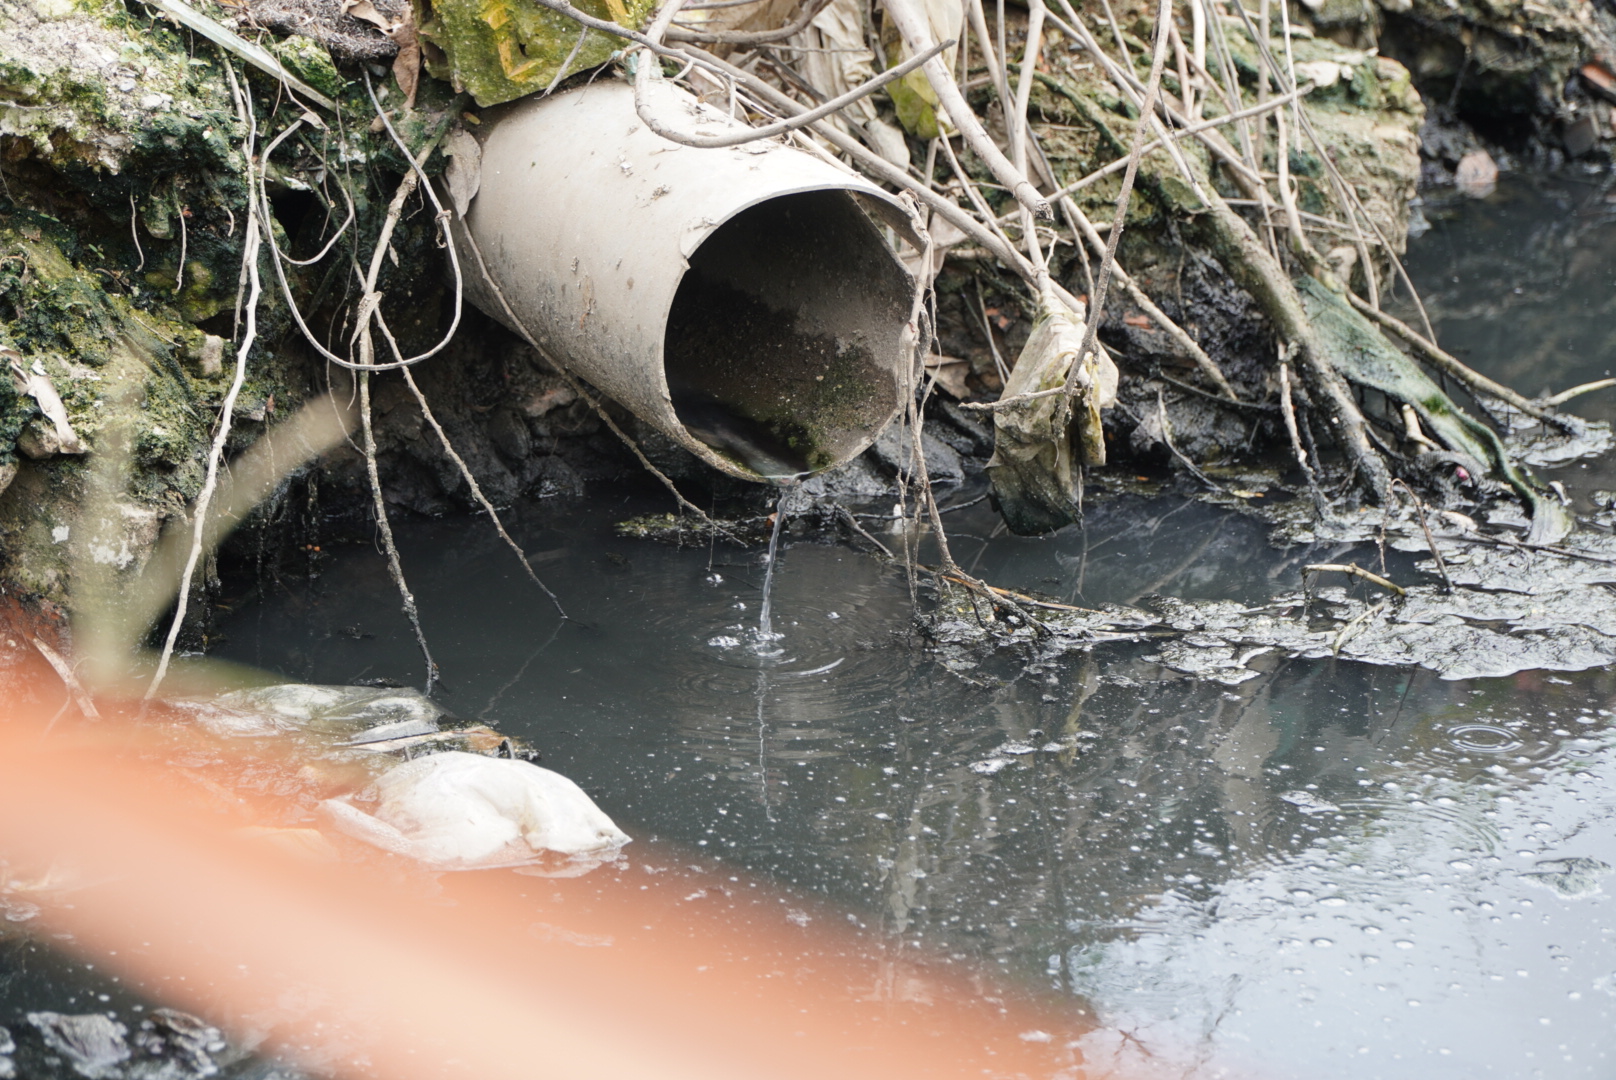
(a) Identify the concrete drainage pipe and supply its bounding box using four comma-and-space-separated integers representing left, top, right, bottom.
457, 78, 920, 482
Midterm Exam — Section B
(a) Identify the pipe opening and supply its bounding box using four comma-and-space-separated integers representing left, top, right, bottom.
664, 190, 912, 480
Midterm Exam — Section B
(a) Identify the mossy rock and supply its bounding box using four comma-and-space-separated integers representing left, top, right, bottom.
414, 0, 656, 107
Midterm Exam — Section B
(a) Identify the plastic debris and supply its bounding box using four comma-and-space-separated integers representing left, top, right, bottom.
319, 751, 630, 871
987, 286, 1119, 535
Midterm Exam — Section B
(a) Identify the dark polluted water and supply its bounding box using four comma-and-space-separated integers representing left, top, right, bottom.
7, 176, 1616, 1078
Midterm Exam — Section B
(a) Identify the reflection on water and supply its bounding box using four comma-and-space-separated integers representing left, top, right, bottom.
9, 177, 1613, 1077
212, 492, 1616, 1078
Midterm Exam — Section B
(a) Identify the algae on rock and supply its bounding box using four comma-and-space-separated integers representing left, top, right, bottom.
413, 0, 656, 107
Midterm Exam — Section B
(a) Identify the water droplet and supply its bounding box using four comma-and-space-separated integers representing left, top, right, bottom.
1312, 938, 1334, 948
1394, 940, 1415, 949
1449, 860, 1475, 871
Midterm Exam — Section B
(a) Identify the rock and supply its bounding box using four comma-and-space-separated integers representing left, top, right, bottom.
319, 751, 630, 871
870, 420, 965, 484
487, 406, 532, 463
1455, 148, 1500, 197
133, 1008, 226, 1077
26, 1013, 129, 1080
191, 334, 225, 379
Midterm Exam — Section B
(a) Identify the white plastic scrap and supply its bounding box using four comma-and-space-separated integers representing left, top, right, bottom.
320, 751, 630, 871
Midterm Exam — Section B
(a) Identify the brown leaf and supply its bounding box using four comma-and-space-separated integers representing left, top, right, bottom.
342, 0, 394, 30
392, 17, 422, 110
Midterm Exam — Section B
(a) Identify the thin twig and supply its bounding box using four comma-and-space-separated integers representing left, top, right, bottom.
354, 169, 438, 693
666, 0, 835, 43
1543, 378, 1616, 406
1345, 292, 1572, 429
1391, 479, 1451, 593
1057, 0, 1174, 423
397, 367, 568, 619
146, 61, 262, 703
632, 38, 950, 148
836, 504, 895, 559
1278, 357, 1325, 513
1304, 562, 1406, 595
358, 367, 437, 693
884, 0, 1049, 217
33, 637, 100, 722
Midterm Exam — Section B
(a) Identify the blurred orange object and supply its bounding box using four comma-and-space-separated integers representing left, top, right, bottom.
0, 707, 1106, 1080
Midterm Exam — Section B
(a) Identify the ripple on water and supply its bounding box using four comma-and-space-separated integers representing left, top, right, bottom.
1446, 724, 1527, 754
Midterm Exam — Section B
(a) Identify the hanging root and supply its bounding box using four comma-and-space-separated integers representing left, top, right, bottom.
358, 369, 437, 692
146, 60, 262, 703
398, 368, 568, 619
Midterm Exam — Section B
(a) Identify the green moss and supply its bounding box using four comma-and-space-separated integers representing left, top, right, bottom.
268, 34, 350, 101
414, 0, 656, 107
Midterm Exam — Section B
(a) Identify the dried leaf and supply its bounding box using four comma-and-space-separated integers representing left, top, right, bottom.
8, 353, 86, 456
443, 129, 483, 219
392, 14, 422, 109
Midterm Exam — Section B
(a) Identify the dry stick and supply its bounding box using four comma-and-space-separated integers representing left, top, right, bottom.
396, 368, 568, 619
259, 81, 464, 374
632, 38, 951, 148
1228, 3, 1423, 330
1200, 181, 1393, 501
1047, 7, 1208, 202
1544, 378, 1616, 406
966, 0, 1013, 126
1050, 4, 1262, 199
1278, 359, 1327, 513
544, 24, 592, 95
452, 221, 735, 540
1346, 293, 1574, 429
936, 134, 1024, 271
146, 61, 262, 703
355, 169, 437, 692
836, 505, 895, 559
666, 0, 835, 43
1010, 0, 1046, 177
1168, 19, 1192, 116
1057, 0, 1174, 424
1303, 562, 1406, 596
1010, 80, 1311, 213
1155, 388, 1227, 493
33, 637, 100, 722
1390, 478, 1452, 593
1060, 191, 1238, 400
357, 370, 435, 692
881, 0, 1049, 218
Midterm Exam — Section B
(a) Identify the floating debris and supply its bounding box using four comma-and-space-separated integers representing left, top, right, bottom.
26, 1013, 129, 1080
319, 751, 630, 872
1519, 857, 1613, 898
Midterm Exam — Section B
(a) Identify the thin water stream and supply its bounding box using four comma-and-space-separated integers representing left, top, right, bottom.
4, 176, 1615, 1078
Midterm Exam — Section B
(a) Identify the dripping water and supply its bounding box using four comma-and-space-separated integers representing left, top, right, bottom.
750, 491, 789, 657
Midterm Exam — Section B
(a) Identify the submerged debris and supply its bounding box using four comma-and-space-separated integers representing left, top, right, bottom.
924, 524, 1616, 683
